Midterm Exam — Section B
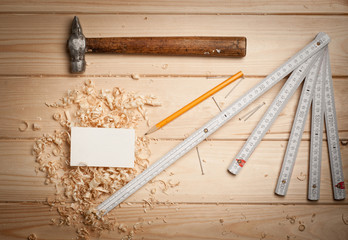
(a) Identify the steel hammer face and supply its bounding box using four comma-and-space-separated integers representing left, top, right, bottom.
67, 16, 86, 73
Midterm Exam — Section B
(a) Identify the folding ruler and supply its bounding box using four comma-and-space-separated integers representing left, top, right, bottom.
275, 49, 345, 200
228, 37, 345, 201
97, 32, 339, 216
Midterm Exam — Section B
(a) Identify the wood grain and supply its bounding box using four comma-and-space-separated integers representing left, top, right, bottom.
0, 1, 347, 239
86, 37, 247, 57
0, 14, 347, 76
1, 140, 347, 203
0, 203, 347, 240
0, 77, 347, 140
0, 0, 347, 14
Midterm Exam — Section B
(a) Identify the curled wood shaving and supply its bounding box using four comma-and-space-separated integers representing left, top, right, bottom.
32, 123, 41, 131
53, 113, 61, 121
143, 199, 154, 209
77, 227, 90, 239
64, 110, 71, 122
168, 179, 180, 188
298, 224, 305, 231
342, 214, 348, 225
297, 172, 306, 181
150, 179, 168, 192
33, 80, 163, 239
133, 222, 142, 231
131, 74, 140, 80
27, 233, 37, 240
286, 215, 296, 224
19, 121, 29, 132
118, 223, 128, 233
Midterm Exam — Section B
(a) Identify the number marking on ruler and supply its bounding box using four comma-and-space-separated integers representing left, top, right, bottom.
97, 33, 331, 216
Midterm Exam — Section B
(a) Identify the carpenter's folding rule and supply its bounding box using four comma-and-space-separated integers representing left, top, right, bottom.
227, 35, 345, 201
97, 32, 344, 216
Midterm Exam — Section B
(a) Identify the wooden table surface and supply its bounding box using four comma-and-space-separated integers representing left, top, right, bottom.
0, 1, 348, 239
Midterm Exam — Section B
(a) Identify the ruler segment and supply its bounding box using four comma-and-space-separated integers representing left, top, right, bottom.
97, 33, 331, 215
323, 50, 346, 200
97, 127, 207, 214
228, 52, 322, 175
308, 50, 327, 200
275, 51, 325, 196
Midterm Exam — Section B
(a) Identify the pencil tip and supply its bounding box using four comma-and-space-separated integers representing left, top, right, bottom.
145, 125, 158, 136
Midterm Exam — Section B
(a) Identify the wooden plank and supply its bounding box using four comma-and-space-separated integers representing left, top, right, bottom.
0, 202, 347, 240
0, 140, 347, 203
0, 14, 347, 76
0, 76, 347, 140
0, 140, 56, 201
0, 0, 347, 14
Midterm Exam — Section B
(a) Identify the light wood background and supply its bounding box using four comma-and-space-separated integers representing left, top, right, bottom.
0, 1, 348, 239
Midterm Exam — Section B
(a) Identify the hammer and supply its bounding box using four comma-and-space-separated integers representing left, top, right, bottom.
67, 16, 247, 73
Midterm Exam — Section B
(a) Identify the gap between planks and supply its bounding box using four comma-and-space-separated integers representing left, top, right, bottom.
0, 12, 348, 16
0, 74, 272, 79
1, 200, 347, 206
1, 137, 347, 142
1, 74, 347, 81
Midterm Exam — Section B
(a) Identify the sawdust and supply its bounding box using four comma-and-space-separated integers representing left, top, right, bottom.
33, 80, 179, 239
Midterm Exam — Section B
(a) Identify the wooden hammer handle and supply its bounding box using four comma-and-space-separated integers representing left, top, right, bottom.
86, 37, 246, 57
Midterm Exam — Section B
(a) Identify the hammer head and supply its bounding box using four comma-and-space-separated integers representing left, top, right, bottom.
67, 16, 86, 73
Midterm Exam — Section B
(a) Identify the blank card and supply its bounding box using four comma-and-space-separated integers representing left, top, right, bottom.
70, 127, 135, 168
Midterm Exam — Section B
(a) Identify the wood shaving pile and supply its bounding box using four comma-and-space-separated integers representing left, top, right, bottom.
33, 80, 162, 239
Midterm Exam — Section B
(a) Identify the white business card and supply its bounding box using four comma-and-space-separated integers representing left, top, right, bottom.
70, 127, 135, 168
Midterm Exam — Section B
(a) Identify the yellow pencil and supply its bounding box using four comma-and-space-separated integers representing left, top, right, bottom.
145, 71, 244, 135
